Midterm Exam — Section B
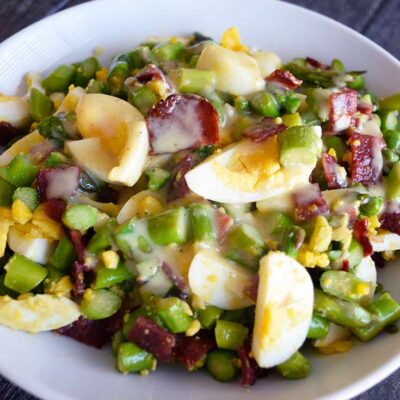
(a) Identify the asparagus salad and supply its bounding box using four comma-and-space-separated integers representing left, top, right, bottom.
1, 27, 400, 385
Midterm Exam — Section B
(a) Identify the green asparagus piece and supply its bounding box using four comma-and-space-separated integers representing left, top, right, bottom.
379, 93, 400, 111
281, 226, 305, 259
347, 74, 365, 90
145, 168, 171, 191
29, 89, 52, 122
128, 46, 151, 69
250, 91, 280, 117
383, 129, 400, 151
0, 178, 15, 206
92, 262, 133, 289
42, 64, 76, 92
128, 86, 158, 115
74, 57, 100, 87
276, 352, 311, 379
0, 154, 38, 187
189, 204, 217, 242
12, 187, 38, 211
383, 148, 399, 163
386, 162, 400, 201
380, 111, 398, 131
117, 342, 156, 373
49, 235, 77, 270
268, 211, 294, 235
323, 136, 346, 159
174, 68, 216, 93
307, 313, 329, 339
80, 289, 122, 320
62, 205, 100, 231
206, 349, 238, 382
215, 320, 249, 350
348, 238, 363, 269
151, 41, 184, 62
277, 92, 302, 114
87, 219, 116, 254
198, 306, 223, 329
156, 297, 192, 333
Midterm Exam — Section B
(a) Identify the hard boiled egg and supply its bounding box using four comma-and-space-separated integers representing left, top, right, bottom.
7, 225, 55, 264
196, 44, 265, 95
252, 51, 281, 77
252, 251, 313, 368
353, 256, 377, 304
188, 249, 254, 310
66, 94, 149, 186
0, 294, 80, 333
0, 94, 30, 128
185, 136, 315, 203
370, 233, 400, 252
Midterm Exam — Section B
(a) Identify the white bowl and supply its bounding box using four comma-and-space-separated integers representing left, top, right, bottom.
1, 0, 400, 399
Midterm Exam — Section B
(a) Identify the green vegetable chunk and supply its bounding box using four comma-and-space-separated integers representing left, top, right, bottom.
156, 297, 192, 333
313, 289, 372, 328
282, 226, 305, 259
80, 289, 122, 320
347, 74, 365, 90
174, 68, 216, 94
147, 207, 189, 245
4, 254, 48, 294
206, 349, 238, 382
145, 168, 171, 191
151, 42, 184, 62
29, 89, 52, 122
323, 136, 346, 160
348, 238, 363, 269
0, 154, 39, 187
49, 235, 77, 270
277, 92, 301, 114
128, 86, 158, 115
74, 57, 100, 87
117, 342, 156, 373
215, 320, 249, 350
189, 204, 217, 242
111, 330, 124, 357
42, 65, 76, 92
360, 196, 383, 217
386, 162, 400, 201
268, 211, 294, 235
250, 91, 279, 117
198, 306, 223, 329
383, 129, 400, 150
62, 204, 100, 231
278, 126, 322, 167
276, 351, 311, 379
379, 93, 400, 111
320, 270, 374, 306
352, 291, 400, 341
307, 314, 329, 339
383, 148, 399, 163
92, 262, 133, 289
87, 220, 116, 254
0, 178, 15, 206
380, 111, 398, 131
12, 187, 38, 211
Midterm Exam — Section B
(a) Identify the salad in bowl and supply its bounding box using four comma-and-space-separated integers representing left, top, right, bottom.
0, 27, 400, 386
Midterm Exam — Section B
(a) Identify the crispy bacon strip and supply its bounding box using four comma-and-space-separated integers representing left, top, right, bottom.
329, 89, 357, 132
293, 184, 329, 221
243, 117, 286, 143
353, 218, 373, 257
238, 344, 258, 387
321, 153, 347, 189
266, 69, 303, 90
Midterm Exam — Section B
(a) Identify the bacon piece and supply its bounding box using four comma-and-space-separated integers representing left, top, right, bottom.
353, 218, 373, 257
71, 260, 85, 297
42, 199, 67, 222
134, 64, 170, 86
129, 316, 176, 363
36, 167, 81, 201
349, 133, 385, 187
357, 102, 373, 116
266, 69, 303, 90
243, 117, 286, 143
380, 211, 400, 235
174, 332, 215, 370
243, 274, 259, 303
68, 230, 86, 264
0, 121, 19, 147
293, 184, 329, 221
238, 343, 258, 387
329, 89, 357, 132
56, 316, 111, 348
167, 153, 197, 202
161, 262, 188, 293
321, 153, 347, 189
215, 210, 233, 241
342, 259, 350, 272
306, 57, 327, 69
147, 94, 219, 154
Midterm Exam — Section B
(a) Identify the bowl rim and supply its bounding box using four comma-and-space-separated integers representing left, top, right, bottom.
0, 1, 399, 399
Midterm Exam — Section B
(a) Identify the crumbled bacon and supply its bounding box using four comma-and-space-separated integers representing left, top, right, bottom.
135, 64, 168, 85
41, 199, 67, 222
293, 184, 329, 221
167, 153, 197, 202
306, 57, 327, 69
329, 89, 357, 132
215, 209, 233, 241
342, 259, 350, 272
380, 211, 400, 235
0, 121, 19, 146
243, 117, 286, 143
349, 133, 385, 187
147, 94, 219, 155
357, 102, 373, 116
321, 153, 347, 189
238, 343, 258, 387
71, 260, 85, 297
174, 332, 215, 371
68, 230, 86, 264
161, 262, 188, 293
129, 316, 176, 363
57, 316, 111, 348
266, 69, 303, 90
29, 140, 57, 163
353, 218, 373, 256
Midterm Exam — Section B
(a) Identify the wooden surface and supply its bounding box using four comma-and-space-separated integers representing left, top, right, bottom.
1, 0, 400, 399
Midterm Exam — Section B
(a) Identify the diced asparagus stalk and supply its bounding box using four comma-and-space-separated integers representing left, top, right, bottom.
49, 235, 77, 270
215, 320, 249, 350
139, 268, 173, 299
128, 46, 151, 69
74, 57, 100, 88
277, 92, 301, 114
206, 349, 239, 382
383, 129, 400, 151
313, 289, 372, 328
173, 68, 216, 94
281, 226, 305, 259
128, 86, 158, 115
276, 351, 311, 380
282, 112, 302, 127
306, 88, 332, 122
30, 88, 52, 122
352, 291, 400, 341
147, 207, 189, 245
307, 313, 329, 339
323, 136, 346, 160
379, 93, 400, 111
12, 187, 38, 211
92, 262, 133, 289
80, 288, 122, 320
0, 154, 39, 187
348, 238, 363, 268
250, 91, 280, 117
145, 168, 171, 191
136, 258, 161, 284
268, 211, 294, 235
0, 178, 15, 206
151, 41, 184, 63
198, 305, 224, 329
42, 64, 76, 92
117, 342, 156, 373
221, 203, 251, 221
360, 196, 383, 216
108, 56, 130, 93
156, 297, 193, 333
386, 162, 400, 201
87, 219, 116, 254
62, 204, 100, 231
4, 254, 48, 294
278, 126, 322, 167
225, 223, 265, 270
320, 270, 374, 306
189, 204, 217, 242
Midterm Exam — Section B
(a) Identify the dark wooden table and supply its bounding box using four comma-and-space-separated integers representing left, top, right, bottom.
1, 0, 400, 399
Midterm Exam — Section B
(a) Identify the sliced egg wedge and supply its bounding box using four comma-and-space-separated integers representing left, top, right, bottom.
370, 232, 400, 252
252, 51, 281, 78
7, 225, 55, 264
66, 94, 149, 186
0, 294, 80, 333
353, 256, 377, 304
185, 136, 315, 203
0, 94, 30, 128
252, 251, 313, 368
196, 44, 265, 95
188, 249, 254, 310
0, 130, 44, 167
313, 322, 351, 348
